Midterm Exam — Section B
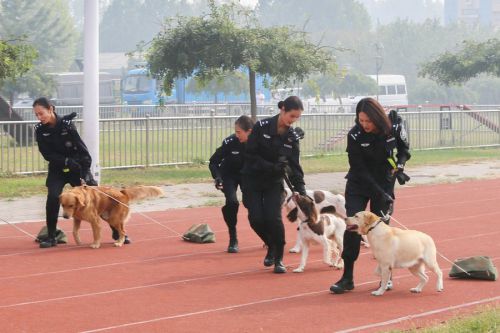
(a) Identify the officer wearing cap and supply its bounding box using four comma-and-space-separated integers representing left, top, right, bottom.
209, 115, 254, 253
33, 97, 129, 248
241, 96, 306, 274
330, 97, 411, 293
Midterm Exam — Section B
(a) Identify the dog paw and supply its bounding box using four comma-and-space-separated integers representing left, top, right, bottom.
371, 290, 384, 296
289, 247, 300, 253
293, 267, 304, 273
89, 243, 100, 249
361, 241, 370, 248
113, 242, 124, 247
334, 263, 344, 270
410, 288, 422, 293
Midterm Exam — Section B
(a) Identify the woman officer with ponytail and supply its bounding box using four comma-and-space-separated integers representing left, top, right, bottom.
33, 97, 128, 248
241, 96, 306, 274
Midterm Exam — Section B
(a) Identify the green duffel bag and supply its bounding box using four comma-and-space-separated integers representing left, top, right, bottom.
35, 226, 68, 244
449, 256, 497, 281
182, 223, 216, 244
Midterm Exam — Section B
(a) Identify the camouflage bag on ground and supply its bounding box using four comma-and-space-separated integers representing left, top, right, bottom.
182, 224, 216, 243
449, 256, 497, 281
35, 226, 68, 244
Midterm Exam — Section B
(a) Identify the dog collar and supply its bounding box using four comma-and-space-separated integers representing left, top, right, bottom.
367, 220, 383, 234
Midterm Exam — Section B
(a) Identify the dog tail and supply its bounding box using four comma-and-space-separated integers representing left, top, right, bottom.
121, 186, 164, 201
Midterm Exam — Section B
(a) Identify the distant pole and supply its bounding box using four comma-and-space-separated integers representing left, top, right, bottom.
374, 42, 384, 102
83, 0, 100, 183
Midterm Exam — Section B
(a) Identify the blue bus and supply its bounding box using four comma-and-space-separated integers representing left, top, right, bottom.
121, 68, 270, 104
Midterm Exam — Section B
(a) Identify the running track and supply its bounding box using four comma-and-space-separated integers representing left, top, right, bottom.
0, 179, 499, 332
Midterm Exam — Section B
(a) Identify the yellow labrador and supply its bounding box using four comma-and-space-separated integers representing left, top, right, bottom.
345, 211, 443, 296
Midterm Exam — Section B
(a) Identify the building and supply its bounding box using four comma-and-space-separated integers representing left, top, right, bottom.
445, 0, 500, 29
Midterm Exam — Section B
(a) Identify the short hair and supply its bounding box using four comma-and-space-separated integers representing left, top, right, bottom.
355, 97, 391, 136
234, 115, 254, 131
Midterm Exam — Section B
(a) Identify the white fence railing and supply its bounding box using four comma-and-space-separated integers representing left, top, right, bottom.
1, 106, 499, 174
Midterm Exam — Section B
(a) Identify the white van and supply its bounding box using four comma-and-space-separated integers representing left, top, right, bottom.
345, 75, 408, 110
368, 74, 408, 106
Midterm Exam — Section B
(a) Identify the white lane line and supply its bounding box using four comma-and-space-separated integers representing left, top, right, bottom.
336, 295, 500, 333
1, 221, 498, 281
79, 259, 500, 333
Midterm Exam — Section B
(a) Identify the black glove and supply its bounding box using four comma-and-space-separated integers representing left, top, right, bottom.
294, 127, 305, 140
214, 177, 223, 190
82, 169, 98, 186
273, 157, 289, 175
65, 158, 81, 173
395, 164, 410, 185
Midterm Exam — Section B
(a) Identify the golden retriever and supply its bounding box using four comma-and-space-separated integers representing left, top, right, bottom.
59, 185, 163, 248
345, 211, 443, 296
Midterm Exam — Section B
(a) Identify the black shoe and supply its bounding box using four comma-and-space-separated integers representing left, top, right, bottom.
227, 239, 239, 253
273, 261, 287, 274
263, 247, 275, 267
39, 238, 57, 248
330, 279, 354, 294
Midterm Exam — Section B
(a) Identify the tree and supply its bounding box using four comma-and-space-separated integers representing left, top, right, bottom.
0, 39, 37, 83
186, 71, 248, 103
148, 1, 333, 119
0, 0, 78, 103
420, 38, 500, 85
302, 70, 377, 103
100, 0, 205, 52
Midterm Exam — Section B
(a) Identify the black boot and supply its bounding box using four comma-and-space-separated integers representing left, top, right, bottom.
263, 245, 275, 267
227, 230, 240, 253
223, 205, 239, 253
330, 260, 354, 294
39, 237, 57, 248
273, 245, 286, 274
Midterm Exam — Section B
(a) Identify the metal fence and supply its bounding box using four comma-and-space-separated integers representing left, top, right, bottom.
1, 106, 499, 174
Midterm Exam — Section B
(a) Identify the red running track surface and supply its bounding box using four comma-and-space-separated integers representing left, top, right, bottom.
0, 179, 499, 332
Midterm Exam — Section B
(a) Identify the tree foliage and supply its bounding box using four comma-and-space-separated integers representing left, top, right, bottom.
302, 70, 377, 101
0, 39, 37, 83
147, 1, 333, 118
0, 0, 77, 101
100, 0, 205, 52
420, 38, 500, 85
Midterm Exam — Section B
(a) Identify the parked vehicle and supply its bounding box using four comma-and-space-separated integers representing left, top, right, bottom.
122, 67, 271, 105
50, 72, 120, 106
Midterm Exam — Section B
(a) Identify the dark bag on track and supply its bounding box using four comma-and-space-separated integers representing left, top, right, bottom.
182, 223, 216, 243
449, 256, 497, 281
35, 226, 68, 244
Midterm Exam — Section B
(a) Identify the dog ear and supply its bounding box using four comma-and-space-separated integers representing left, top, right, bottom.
319, 205, 336, 214
287, 208, 298, 222
367, 212, 379, 224
75, 192, 86, 207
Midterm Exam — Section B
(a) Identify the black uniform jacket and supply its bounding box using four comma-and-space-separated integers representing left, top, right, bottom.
242, 114, 305, 194
209, 134, 245, 179
35, 112, 92, 173
345, 115, 411, 196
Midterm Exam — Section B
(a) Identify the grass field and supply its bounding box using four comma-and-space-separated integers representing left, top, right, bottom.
1, 146, 499, 199
386, 305, 499, 332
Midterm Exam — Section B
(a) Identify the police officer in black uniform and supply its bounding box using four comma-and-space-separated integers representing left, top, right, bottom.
330, 97, 411, 293
242, 96, 306, 274
33, 97, 129, 248
209, 115, 254, 253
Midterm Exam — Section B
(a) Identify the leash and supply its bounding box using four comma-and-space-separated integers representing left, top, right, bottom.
0, 217, 38, 240
81, 182, 182, 237
283, 173, 295, 192
380, 210, 471, 276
